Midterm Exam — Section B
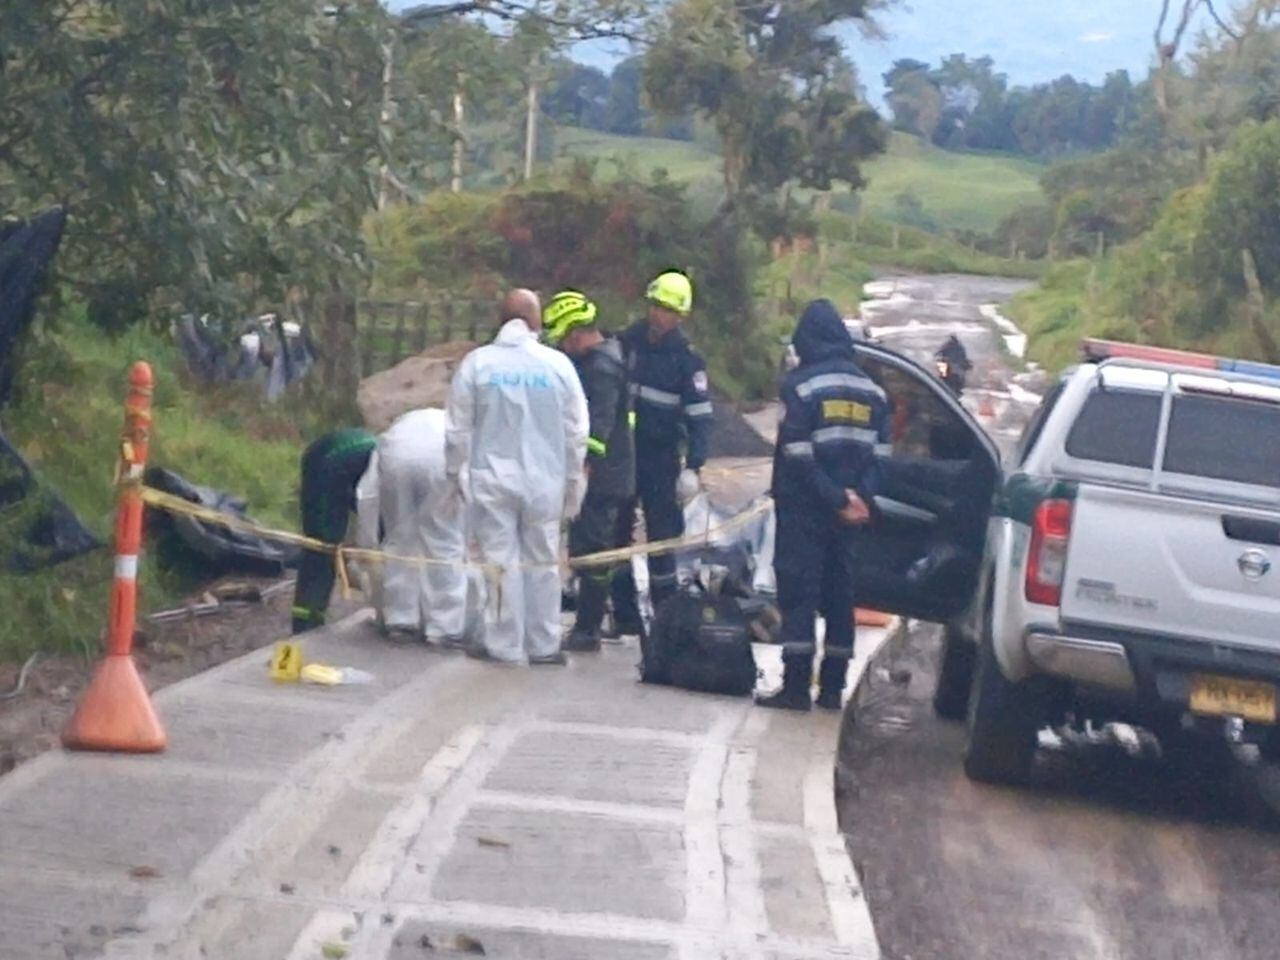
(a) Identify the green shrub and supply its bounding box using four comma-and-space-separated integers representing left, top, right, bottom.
367, 170, 777, 398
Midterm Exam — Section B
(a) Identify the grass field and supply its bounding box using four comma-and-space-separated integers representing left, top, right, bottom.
555, 128, 1045, 235
1, 312, 310, 659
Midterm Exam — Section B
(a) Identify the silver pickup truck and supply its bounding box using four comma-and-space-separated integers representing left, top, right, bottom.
930, 340, 1280, 785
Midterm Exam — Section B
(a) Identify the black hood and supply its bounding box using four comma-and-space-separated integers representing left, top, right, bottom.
793, 299, 854, 365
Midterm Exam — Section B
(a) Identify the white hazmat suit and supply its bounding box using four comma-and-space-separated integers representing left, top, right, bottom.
445, 318, 589, 662
354, 409, 469, 641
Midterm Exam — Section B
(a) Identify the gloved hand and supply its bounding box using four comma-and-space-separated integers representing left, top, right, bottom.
676, 468, 702, 506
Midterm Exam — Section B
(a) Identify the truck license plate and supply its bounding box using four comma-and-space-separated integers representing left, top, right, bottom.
1189, 674, 1277, 724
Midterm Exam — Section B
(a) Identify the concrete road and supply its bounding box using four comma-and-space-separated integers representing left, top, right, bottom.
0, 436, 892, 960
0, 613, 893, 960
838, 274, 1280, 960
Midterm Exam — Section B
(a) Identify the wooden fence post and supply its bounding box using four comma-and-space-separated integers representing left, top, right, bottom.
415, 302, 430, 354
390, 303, 407, 367
360, 302, 376, 375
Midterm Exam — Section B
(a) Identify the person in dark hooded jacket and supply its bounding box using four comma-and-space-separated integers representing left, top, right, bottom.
934, 334, 972, 396
759, 300, 892, 711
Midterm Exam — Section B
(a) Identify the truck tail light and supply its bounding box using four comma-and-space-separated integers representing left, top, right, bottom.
1026, 499, 1073, 606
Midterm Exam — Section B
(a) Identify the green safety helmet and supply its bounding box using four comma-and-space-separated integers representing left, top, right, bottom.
646, 271, 694, 317
542, 289, 599, 345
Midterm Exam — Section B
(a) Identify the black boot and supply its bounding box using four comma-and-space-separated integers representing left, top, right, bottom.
756, 656, 812, 712
569, 574, 608, 652
816, 656, 850, 711
564, 629, 602, 653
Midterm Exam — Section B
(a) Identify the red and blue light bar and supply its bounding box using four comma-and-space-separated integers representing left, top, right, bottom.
1081, 338, 1280, 381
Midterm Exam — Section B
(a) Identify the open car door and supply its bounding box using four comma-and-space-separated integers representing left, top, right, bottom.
851, 342, 1001, 623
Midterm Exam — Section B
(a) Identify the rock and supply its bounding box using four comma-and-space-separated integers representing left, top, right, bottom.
357, 342, 477, 432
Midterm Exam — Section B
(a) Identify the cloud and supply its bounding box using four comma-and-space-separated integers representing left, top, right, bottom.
1079, 31, 1115, 44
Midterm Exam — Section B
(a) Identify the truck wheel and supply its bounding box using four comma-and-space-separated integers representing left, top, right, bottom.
963, 626, 1043, 786
933, 623, 975, 721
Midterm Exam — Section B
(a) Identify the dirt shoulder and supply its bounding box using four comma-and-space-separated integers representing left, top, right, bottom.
0, 579, 362, 776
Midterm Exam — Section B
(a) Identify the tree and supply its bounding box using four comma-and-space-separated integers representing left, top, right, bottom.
543, 61, 612, 128
1195, 118, 1280, 308
1041, 146, 1198, 251
644, 0, 887, 216
399, 17, 516, 192
884, 59, 943, 139
1153, 0, 1280, 129
1, 2, 394, 312
879, 52, 1139, 157
603, 57, 646, 135
399, 0, 649, 42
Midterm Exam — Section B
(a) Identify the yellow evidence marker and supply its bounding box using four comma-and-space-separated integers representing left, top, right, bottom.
269, 641, 303, 683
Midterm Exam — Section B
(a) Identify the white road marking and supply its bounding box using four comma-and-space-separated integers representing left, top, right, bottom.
721, 743, 771, 954
680, 708, 740, 951
980, 303, 1029, 359
283, 724, 489, 960
102, 627, 468, 960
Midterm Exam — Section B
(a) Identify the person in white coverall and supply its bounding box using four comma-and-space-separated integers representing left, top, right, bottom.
354, 409, 469, 644
445, 289, 589, 665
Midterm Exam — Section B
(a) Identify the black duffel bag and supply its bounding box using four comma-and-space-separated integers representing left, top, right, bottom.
641, 587, 759, 697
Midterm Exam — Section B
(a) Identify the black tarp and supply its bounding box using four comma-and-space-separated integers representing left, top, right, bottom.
0, 208, 102, 572
144, 467, 301, 577
0, 429, 102, 572
0, 208, 66, 407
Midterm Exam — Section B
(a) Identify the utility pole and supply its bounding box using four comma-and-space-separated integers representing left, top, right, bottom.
451, 74, 466, 194
523, 75, 540, 182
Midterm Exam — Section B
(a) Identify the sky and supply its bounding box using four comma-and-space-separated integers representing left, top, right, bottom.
387, 1, 1217, 105
842, 0, 1213, 104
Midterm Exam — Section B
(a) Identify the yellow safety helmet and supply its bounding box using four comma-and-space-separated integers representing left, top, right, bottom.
646, 271, 694, 317
542, 289, 598, 346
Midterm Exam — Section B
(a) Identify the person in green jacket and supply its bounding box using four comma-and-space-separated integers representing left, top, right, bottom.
291, 428, 377, 634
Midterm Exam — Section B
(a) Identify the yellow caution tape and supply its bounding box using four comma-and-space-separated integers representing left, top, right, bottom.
134, 482, 771, 577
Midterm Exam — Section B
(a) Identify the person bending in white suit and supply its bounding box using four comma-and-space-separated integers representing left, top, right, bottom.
354, 408, 470, 646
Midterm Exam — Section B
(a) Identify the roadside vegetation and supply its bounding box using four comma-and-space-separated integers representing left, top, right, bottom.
6, 0, 1276, 660
1007, 7, 1280, 371
0, 310, 308, 659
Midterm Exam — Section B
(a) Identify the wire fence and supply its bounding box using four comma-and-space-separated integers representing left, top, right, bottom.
357, 299, 496, 375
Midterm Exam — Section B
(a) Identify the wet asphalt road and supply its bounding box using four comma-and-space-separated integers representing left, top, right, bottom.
836, 274, 1280, 960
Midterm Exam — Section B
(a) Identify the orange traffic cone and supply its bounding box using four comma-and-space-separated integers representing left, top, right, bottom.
63, 362, 167, 753
63, 654, 166, 752
978, 393, 996, 419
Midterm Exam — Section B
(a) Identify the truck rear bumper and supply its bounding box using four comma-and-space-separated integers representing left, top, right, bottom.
1035, 622, 1280, 720
1025, 631, 1137, 693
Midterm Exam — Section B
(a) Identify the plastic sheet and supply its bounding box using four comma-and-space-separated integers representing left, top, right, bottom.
173, 313, 315, 402
0, 208, 66, 407
0, 429, 102, 572
144, 466, 300, 576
